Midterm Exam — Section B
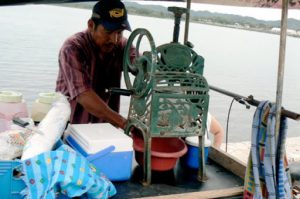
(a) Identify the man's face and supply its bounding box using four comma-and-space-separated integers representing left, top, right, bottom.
90, 22, 123, 54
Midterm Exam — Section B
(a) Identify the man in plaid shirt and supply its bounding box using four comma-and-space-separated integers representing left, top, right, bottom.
56, 0, 135, 129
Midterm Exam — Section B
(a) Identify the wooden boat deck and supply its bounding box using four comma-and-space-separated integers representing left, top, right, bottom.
220, 137, 300, 164
113, 155, 244, 199
111, 142, 300, 199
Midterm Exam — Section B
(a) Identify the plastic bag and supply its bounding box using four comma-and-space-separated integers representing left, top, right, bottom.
21, 94, 71, 160
0, 129, 33, 160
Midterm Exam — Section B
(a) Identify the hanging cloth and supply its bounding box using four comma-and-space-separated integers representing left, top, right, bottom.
243, 101, 292, 199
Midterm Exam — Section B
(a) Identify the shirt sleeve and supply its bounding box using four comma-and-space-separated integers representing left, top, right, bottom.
58, 44, 91, 100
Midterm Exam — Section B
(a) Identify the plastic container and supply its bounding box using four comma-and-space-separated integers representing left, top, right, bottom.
0, 140, 66, 199
182, 136, 211, 169
0, 91, 29, 132
66, 123, 133, 181
132, 132, 187, 171
0, 161, 25, 199
30, 92, 60, 122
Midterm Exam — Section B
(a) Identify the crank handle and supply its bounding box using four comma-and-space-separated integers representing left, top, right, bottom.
106, 88, 134, 96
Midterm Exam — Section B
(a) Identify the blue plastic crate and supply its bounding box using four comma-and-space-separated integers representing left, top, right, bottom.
0, 161, 24, 199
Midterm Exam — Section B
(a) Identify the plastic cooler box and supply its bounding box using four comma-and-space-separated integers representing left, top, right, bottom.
66, 123, 133, 181
181, 136, 211, 169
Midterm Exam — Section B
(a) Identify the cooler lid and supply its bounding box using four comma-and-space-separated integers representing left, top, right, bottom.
68, 123, 133, 153
185, 135, 211, 147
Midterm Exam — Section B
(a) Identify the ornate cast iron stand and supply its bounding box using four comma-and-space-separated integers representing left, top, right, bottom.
122, 26, 210, 185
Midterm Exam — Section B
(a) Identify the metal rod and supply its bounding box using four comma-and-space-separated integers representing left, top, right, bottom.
184, 0, 191, 44
274, 0, 289, 137
168, 7, 186, 43
209, 85, 300, 121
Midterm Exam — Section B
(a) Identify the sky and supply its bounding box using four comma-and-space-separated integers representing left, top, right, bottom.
129, 0, 300, 21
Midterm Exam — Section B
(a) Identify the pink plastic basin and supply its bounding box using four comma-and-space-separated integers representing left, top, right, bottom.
132, 133, 187, 171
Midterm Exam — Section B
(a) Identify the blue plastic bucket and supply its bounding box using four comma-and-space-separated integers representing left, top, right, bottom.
182, 136, 210, 169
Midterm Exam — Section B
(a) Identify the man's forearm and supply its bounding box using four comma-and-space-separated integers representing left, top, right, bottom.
210, 116, 224, 149
213, 131, 223, 149
76, 89, 127, 129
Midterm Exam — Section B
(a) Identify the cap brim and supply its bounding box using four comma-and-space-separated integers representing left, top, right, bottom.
102, 19, 131, 32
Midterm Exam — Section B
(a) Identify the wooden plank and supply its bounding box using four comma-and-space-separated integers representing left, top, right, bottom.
136, 186, 244, 199
208, 146, 247, 179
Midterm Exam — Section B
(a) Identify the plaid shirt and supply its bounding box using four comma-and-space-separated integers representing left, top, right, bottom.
56, 30, 133, 124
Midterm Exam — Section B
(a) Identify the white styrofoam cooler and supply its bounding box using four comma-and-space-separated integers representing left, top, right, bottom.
66, 123, 133, 181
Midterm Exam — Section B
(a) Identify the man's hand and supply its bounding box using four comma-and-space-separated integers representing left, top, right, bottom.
77, 89, 127, 129
129, 126, 143, 137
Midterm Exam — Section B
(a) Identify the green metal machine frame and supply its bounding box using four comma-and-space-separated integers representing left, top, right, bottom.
123, 26, 210, 185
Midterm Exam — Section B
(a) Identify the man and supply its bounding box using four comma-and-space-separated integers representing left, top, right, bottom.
56, 0, 135, 129
206, 112, 224, 149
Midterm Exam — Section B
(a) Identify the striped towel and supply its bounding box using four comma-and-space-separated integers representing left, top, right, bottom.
243, 101, 292, 199
21, 144, 116, 199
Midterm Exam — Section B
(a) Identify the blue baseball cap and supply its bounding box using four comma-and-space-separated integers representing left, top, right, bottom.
92, 0, 131, 31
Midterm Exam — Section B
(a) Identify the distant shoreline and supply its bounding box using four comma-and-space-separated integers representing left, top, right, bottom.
57, 2, 300, 38
190, 20, 300, 38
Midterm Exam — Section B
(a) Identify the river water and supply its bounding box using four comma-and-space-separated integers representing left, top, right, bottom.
0, 4, 299, 142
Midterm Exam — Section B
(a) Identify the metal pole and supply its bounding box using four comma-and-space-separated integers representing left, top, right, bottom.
184, 0, 191, 44
209, 85, 300, 121
275, 0, 289, 137
168, 7, 187, 43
